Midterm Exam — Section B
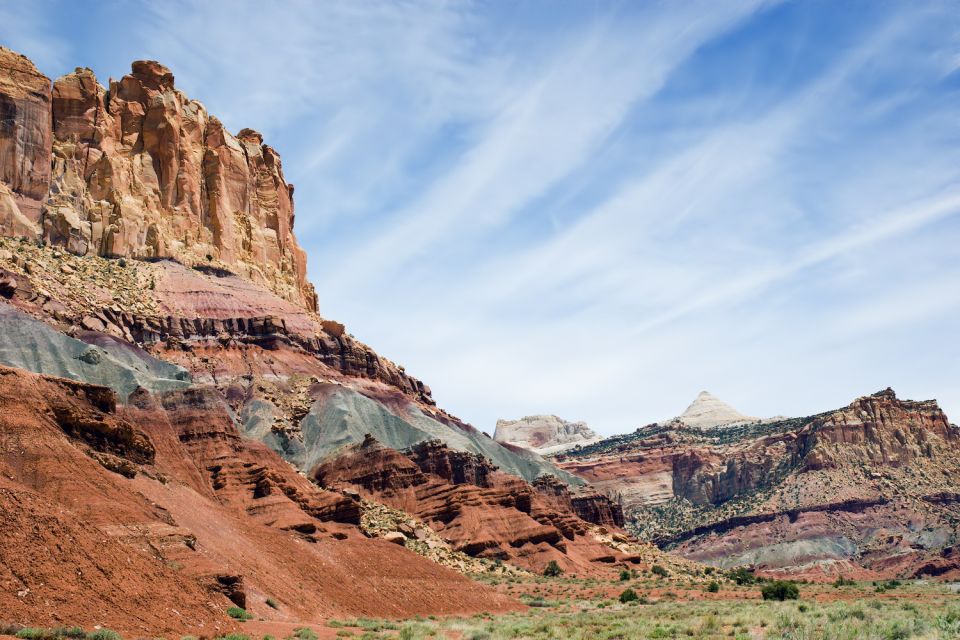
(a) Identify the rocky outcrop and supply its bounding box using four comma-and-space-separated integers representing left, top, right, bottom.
0, 47, 50, 233
405, 439, 496, 487
314, 436, 636, 574
494, 414, 602, 454
0, 46, 316, 310
558, 389, 960, 579
532, 474, 625, 528
676, 391, 757, 428
47, 379, 155, 465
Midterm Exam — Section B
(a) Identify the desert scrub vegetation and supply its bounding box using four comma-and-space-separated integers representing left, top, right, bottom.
226, 606, 253, 621
333, 587, 960, 640
10, 629, 120, 640
761, 580, 800, 601
292, 628, 318, 640
619, 587, 639, 604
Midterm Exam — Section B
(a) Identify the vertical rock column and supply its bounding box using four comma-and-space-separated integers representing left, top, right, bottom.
0, 46, 51, 237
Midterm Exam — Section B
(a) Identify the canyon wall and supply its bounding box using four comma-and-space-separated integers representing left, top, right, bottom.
557, 389, 960, 579
0, 46, 316, 311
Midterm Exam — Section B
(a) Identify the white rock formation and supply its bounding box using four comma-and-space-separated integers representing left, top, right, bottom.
676, 391, 758, 428
493, 415, 603, 455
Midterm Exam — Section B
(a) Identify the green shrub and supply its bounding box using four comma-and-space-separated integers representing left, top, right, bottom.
761, 581, 800, 601
226, 607, 253, 621
619, 569, 631, 581
619, 588, 639, 604
526, 597, 553, 608
833, 576, 856, 587
707, 581, 720, 593
265, 598, 278, 610
651, 564, 669, 578
728, 567, 757, 585
15, 630, 117, 640
543, 560, 563, 577
292, 628, 318, 640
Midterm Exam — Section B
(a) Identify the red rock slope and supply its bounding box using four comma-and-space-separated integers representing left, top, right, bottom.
315, 436, 633, 576
0, 365, 518, 635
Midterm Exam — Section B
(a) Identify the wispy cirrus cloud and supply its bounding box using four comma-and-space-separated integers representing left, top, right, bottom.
321, 1, 774, 298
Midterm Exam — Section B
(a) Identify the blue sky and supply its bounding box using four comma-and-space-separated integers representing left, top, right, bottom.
3, 0, 958, 435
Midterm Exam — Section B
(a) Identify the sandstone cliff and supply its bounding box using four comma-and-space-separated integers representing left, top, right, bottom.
558, 389, 960, 580
0, 48, 51, 233
0, 46, 316, 311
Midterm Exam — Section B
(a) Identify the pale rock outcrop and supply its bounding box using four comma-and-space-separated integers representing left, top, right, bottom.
494, 414, 603, 455
676, 390, 758, 428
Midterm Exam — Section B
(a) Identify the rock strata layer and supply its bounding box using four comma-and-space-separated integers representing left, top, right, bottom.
558, 389, 960, 580
314, 435, 671, 575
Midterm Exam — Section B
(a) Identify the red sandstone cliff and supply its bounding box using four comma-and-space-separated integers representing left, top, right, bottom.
314, 436, 647, 575
0, 46, 316, 311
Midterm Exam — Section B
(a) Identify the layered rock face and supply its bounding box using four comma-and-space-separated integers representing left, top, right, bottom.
0, 46, 316, 311
494, 414, 602, 454
557, 389, 960, 579
532, 474, 625, 528
314, 436, 663, 575
0, 364, 520, 634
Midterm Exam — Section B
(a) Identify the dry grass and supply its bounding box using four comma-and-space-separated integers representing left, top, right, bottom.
325, 577, 960, 639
